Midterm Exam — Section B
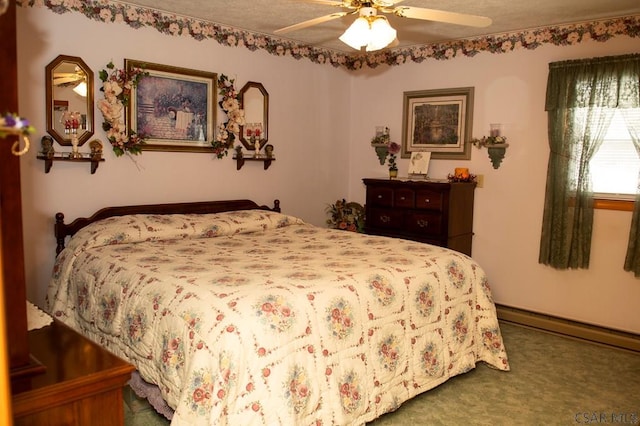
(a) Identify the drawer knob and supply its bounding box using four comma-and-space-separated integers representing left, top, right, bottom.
417, 219, 429, 228
424, 198, 430, 203
399, 196, 405, 200
377, 195, 383, 199
380, 215, 391, 223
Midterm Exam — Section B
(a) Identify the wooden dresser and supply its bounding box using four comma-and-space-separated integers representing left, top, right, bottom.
363, 178, 476, 256
11, 320, 134, 425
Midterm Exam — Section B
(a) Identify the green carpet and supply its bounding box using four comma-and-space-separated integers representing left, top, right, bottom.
124, 322, 640, 425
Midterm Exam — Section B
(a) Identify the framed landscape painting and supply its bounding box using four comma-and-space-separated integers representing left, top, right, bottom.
126, 59, 217, 152
401, 87, 474, 160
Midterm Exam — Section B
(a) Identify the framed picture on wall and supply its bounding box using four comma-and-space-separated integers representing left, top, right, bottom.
125, 59, 217, 152
401, 87, 474, 160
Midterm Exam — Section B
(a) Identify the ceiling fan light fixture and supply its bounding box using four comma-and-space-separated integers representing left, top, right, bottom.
72, 81, 87, 97
367, 16, 396, 51
339, 15, 397, 52
339, 16, 370, 50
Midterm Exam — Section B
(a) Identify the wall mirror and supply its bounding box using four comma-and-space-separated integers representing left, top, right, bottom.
45, 54, 94, 146
239, 81, 268, 150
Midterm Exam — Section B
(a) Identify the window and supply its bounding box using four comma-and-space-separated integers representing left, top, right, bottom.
540, 53, 640, 271
590, 108, 640, 199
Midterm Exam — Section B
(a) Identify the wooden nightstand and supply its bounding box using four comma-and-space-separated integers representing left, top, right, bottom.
363, 178, 476, 256
11, 320, 134, 425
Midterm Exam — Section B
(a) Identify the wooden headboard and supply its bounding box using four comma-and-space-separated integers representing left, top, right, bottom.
54, 199, 281, 255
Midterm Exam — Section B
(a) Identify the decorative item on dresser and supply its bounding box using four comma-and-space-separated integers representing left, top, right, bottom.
363, 178, 476, 256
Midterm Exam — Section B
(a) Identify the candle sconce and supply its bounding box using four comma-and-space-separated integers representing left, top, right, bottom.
471, 124, 509, 169
371, 126, 390, 165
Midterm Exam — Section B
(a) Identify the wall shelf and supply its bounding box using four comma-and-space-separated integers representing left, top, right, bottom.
37, 154, 104, 174
233, 154, 274, 170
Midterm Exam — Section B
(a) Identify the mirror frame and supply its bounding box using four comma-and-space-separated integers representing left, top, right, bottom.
238, 81, 269, 150
45, 54, 94, 146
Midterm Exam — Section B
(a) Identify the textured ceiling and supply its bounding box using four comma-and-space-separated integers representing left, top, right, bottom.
120, 0, 640, 52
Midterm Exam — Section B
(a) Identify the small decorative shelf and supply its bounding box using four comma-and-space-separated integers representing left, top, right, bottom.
37, 153, 105, 174
486, 143, 509, 169
471, 126, 509, 169
233, 154, 274, 170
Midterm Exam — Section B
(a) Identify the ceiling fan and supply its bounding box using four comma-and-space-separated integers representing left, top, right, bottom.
53, 66, 88, 96
53, 67, 86, 86
274, 0, 492, 51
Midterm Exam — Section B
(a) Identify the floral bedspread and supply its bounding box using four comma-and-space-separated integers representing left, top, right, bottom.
47, 210, 509, 425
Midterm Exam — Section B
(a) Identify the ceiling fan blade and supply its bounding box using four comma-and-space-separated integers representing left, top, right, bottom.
54, 76, 82, 85
373, 0, 404, 7
274, 12, 349, 34
53, 72, 79, 78
304, 0, 348, 5
393, 6, 492, 28
305, 0, 403, 7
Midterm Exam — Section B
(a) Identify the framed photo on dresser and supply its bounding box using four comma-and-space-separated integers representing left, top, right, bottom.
407, 151, 431, 177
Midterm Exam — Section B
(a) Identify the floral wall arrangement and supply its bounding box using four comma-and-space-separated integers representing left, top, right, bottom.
98, 61, 148, 156
211, 74, 245, 159
16, 1, 640, 71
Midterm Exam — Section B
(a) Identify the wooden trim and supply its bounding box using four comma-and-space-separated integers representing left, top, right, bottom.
496, 304, 640, 353
594, 198, 633, 211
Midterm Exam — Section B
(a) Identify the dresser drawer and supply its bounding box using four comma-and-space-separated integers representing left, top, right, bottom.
405, 211, 443, 235
415, 189, 444, 211
368, 186, 394, 207
368, 208, 404, 229
394, 188, 414, 208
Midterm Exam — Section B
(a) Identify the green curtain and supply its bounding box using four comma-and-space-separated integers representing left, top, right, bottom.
540, 54, 640, 270
623, 108, 640, 276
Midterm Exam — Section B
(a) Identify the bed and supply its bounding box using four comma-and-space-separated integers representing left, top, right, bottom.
46, 198, 509, 425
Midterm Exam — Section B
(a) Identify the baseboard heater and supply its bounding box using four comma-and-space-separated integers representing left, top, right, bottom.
495, 304, 640, 353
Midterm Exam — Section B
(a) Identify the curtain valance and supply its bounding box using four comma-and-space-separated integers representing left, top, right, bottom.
545, 54, 640, 111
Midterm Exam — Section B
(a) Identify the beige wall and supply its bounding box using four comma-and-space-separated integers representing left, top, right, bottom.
16, 6, 640, 333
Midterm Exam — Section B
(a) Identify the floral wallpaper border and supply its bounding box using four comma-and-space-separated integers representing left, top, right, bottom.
18, 1, 640, 71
